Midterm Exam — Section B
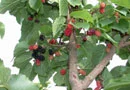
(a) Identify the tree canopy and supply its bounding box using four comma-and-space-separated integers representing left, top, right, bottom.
0, 0, 130, 90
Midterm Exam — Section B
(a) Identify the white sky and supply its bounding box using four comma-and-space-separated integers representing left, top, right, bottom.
0, 0, 127, 90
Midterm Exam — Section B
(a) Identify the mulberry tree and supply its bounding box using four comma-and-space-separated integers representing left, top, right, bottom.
0, 0, 130, 90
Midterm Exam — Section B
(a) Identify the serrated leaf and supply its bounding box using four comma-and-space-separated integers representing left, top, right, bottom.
59, 0, 68, 16
29, 66, 37, 81
0, 0, 20, 13
100, 17, 115, 27
67, 0, 81, 7
116, 8, 127, 16
74, 22, 90, 29
118, 86, 130, 90
104, 74, 130, 90
20, 20, 40, 44
40, 25, 52, 36
34, 61, 49, 76
38, 70, 54, 85
77, 41, 95, 69
111, 66, 130, 78
0, 22, 5, 39
13, 52, 32, 68
111, 19, 129, 33
14, 41, 29, 57
91, 45, 106, 66
0, 60, 11, 85
8, 74, 39, 90
113, 34, 121, 42
70, 10, 93, 23
20, 63, 33, 78
110, 0, 130, 9
28, 0, 42, 12
102, 68, 113, 86
103, 5, 114, 16
117, 48, 130, 60
53, 71, 68, 86
52, 17, 66, 37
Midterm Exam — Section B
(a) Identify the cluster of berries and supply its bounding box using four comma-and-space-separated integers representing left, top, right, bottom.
48, 39, 61, 60
87, 28, 101, 37
94, 80, 103, 90
99, 2, 106, 14
29, 35, 46, 66
29, 44, 46, 66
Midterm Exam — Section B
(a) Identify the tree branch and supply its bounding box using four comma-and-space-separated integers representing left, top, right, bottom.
82, 46, 116, 89
80, 36, 130, 89
119, 36, 130, 48
68, 31, 82, 90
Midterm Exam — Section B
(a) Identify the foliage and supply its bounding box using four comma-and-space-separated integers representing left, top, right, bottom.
0, 22, 5, 38
0, 59, 40, 90
0, 0, 130, 90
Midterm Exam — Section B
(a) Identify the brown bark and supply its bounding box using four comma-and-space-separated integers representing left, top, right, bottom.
68, 32, 83, 90
68, 35, 130, 90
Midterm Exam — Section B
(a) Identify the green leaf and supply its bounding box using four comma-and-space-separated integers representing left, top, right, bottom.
0, 22, 5, 39
102, 68, 113, 87
0, 87, 7, 90
117, 48, 130, 60
103, 33, 118, 46
91, 45, 106, 66
0, 60, 11, 85
100, 17, 115, 27
52, 17, 66, 37
40, 25, 52, 36
38, 70, 54, 85
20, 63, 33, 78
14, 41, 29, 57
111, 19, 129, 33
70, 10, 93, 23
104, 74, 130, 90
34, 61, 49, 76
111, 66, 130, 78
67, 0, 81, 7
118, 86, 130, 90
116, 8, 128, 16
20, 20, 40, 44
28, 0, 42, 12
0, 0, 20, 13
87, 88, 92, 90
84, 4, 93, 9
77, 41, 95, 69
29, 66, 37, 81
74, 22, 90, 29
113, 34, 121, 43
110, 0, 130, 9
103, 5, 114, 16
53, 71, 68, 86
13, 52, 32, 69
8, 74, 39, 90
59, 0, 68, 16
